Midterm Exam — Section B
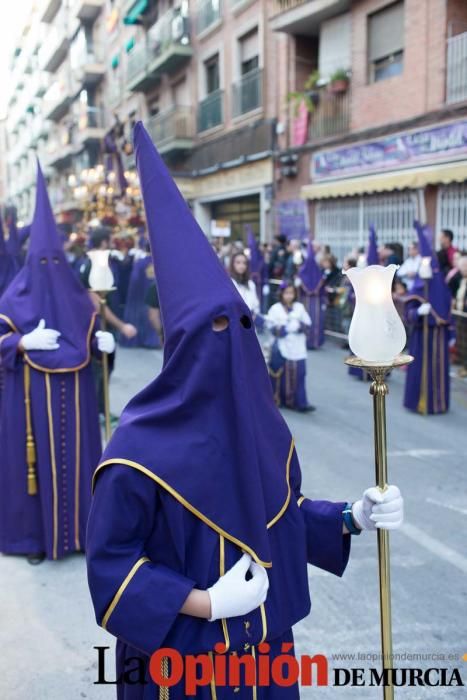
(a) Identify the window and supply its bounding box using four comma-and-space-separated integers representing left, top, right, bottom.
205, 54, 220, 94
368, 2, 404, 83
318, 13, 351, 81
239, 29, 259, 76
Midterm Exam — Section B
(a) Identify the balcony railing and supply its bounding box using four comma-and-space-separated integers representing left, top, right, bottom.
76, 106, 106, 141
196, 0, 222, 35
39, 22, 69, 72
146, 107, 194, 154
447, 31, 467, 104
308, 86, 350, 141
74, 0, 105, 22
126, 11, 192, 91
232, 68, 262, 117
197, 89, 224, 132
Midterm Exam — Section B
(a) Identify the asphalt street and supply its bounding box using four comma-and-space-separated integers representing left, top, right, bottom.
1, 341, 466, 699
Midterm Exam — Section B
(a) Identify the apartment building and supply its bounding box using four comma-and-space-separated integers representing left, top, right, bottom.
5, 0, 286, 242
5, 0, 467, 254
271, 0, 467, 260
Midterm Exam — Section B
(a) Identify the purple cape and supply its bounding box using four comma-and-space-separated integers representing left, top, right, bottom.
121, 255, 161, 348
0, 217, 20, 298
246, 225, 266, 289
298, 242, 325, 349
0, 163, 96, 371
411, 222, 452, 321
367, 225, 379, 266
95, 123, 295, 568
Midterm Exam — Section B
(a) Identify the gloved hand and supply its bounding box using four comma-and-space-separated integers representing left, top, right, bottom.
207, 553, 269, 621
352, 485, 403, 531
95, 331, 116, 354
286, 318, 300, 333
262, 284, 270, 296
417, 303, 431, 316
21, 319, 60, 351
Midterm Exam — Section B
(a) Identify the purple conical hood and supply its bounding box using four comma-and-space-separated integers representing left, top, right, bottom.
246, 225, 262, 273
299, 241, 323, 292
98, 122, 295, 567
6, 220, 21, 258
412, 221, 451, 320
28, 161, 62, 257
0, 161, 96, 370
0, 217, 5, 255
367, 225, 379, 265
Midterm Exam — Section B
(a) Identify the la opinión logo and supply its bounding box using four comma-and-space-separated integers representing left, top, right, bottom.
94, 646, 465, 695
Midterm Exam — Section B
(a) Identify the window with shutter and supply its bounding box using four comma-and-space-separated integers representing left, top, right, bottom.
368, 1, 404, 83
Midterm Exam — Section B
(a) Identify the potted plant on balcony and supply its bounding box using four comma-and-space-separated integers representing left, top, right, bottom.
329, 68, 350, 94
287, 69, 321, 114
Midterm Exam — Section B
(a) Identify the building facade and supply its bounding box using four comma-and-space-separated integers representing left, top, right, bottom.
272, 0, 467, 258
5, 0, 286, 243
4, 0, 467, 256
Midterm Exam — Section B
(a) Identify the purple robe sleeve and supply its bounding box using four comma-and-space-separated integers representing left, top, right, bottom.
290, 449, 351, 577
0, 323, 22, 370
86, 465, 196, 655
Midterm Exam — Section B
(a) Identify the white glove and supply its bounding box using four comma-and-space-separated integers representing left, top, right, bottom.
417, 302, 431, 316
262, 284, 270, 296
207, 553, 269, 622
352, 485, 403, 531
294, 277, 302, 288
21, 319, 60, 351
286, 318, 300, 333
95, 331, 116, 354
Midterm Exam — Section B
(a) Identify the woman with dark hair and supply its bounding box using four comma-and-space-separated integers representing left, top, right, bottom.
266, 283, 314, 412
229, 251, 260, 318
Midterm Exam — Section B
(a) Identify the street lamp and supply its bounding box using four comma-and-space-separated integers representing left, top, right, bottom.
345, 263, 413, 700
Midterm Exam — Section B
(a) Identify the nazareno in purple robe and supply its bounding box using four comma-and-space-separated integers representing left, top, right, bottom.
0, 162, 102, 560
298, 242, 325, 349
120, 253, 161, 348
403, 223, 451, 414
86, 123, 352, 699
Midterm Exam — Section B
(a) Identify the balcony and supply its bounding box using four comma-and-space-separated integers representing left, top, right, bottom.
308, 85, 350, 141
40, 0, 61, 23
33, 72, 50, 98
74, 0, 104, 21
447, 31, 467, 104
44, 137, 78, 170
40, 24, 69, 72
196, 0, 222, 35
270, 0, 350, 36
76, 106, 106, 144
146, 107, 194, 157
126, 11, 192, 92
232, 68, 263, 118
197, 89, 224, 132
43, 80, 71, 122
73, 48, 105, 87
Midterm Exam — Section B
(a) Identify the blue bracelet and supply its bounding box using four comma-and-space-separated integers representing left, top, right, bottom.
342, 502, 362, 535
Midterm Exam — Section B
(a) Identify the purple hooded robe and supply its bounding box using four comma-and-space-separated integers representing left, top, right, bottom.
298, 242, 325, 349
86, 123, 352, 699
403, 223, 451, 414
0, 163, 102, 559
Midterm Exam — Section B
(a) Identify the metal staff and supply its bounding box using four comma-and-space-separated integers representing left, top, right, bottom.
98, 292, 112, 442
345, 354, 413, 700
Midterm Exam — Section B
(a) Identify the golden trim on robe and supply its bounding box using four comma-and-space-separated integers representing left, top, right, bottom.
101, 556, 150, 630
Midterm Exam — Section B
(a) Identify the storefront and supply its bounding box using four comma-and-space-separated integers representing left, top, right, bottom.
302, 118, 467, 261
191, 157, 273, 243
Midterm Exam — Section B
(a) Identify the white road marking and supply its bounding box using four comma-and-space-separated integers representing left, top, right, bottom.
388, 449, 458, 458
400, 522, 467, 575
426, 497, 467, 516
